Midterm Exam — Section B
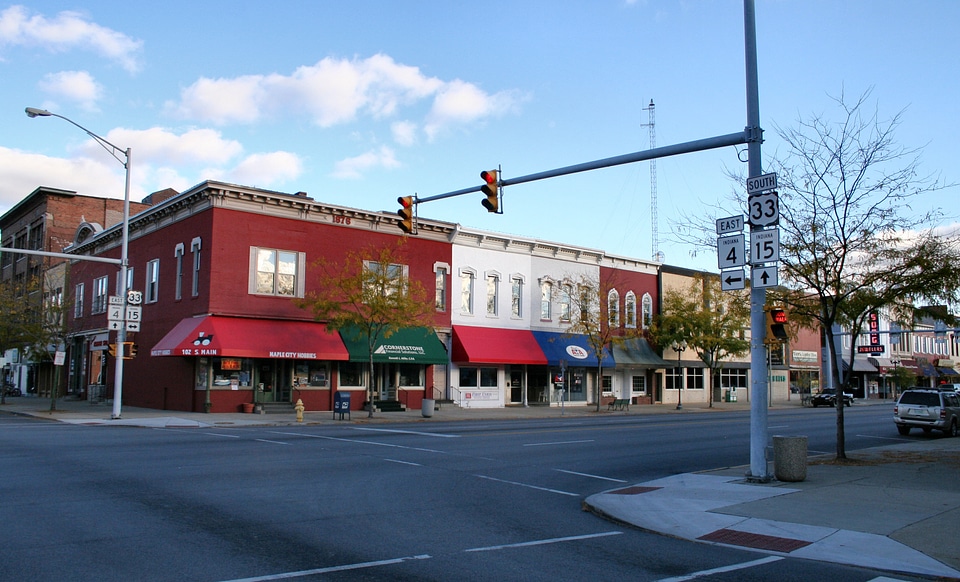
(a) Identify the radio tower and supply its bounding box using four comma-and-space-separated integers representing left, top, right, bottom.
641, 99, 661, 262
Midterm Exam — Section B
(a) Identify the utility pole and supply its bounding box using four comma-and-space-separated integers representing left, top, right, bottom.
641, 100, 661, 262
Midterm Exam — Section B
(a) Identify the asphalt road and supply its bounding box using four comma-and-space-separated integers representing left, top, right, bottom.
1, 404, 923, 581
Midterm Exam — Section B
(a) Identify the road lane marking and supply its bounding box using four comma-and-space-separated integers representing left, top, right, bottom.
474, 474, 579, 496
465, 531, 622, 552
523, 439, 595, 447
217, 554, 431, 582
555, 469, 627, 483
655, 555, 783, 582
351, 427, 460, 438
273, 431, 445, 454
255, 439, 291, 445
384, 458, 422, 466
201, 432, 240, 438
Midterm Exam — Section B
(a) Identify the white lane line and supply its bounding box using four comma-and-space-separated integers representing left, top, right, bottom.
655, 556, 784, 582
351, 427, 460, 438
768, 425, 790, 429
255, 439, 291, 445
384, 458, 422, 467
465, 531, 622, 552
217, 554, 431, 582
555, 469, 627, 483
474, 474, 580, 497
523, 439, 595, 447
272, 431, 445, 454
202, 432, 240, 438
858, 434, 909, 441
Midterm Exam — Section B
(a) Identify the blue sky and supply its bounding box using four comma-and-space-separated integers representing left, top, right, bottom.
2, 1, 958, 272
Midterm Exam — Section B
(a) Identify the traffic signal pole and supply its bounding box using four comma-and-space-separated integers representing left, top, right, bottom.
743, 0, 771, 482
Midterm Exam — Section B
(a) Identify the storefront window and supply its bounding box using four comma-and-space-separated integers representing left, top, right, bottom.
459, 366, 478, 387
213, 357, 251, 390
299, 363, 328, 387
479, 367, 497, 387
196, 357, 209, 391
339, 362, 364, 387
398, 364, 422, 387
632, 375, 646, 395
687, 368, 704, 389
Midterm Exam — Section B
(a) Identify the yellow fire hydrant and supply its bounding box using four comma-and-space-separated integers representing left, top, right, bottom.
295, 398, 305, 423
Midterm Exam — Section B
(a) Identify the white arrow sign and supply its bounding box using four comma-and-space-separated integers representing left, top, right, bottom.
721, 269, 745, 291
751, 266, 779, 288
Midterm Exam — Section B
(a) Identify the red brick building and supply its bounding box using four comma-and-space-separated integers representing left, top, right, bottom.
65, 181, 453, 413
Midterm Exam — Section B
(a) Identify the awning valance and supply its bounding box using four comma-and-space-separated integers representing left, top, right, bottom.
340, 326, 448, 364
452, 326, 546, 365
150, 316, 349, 360
937, 367, 959, 376
532, 331, 615, 368
841, 359, 878, 373
612, 337, 672, 368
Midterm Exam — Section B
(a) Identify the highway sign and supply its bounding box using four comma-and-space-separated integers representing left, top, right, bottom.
108, 320, 123, 331
749, 228, 780, 265
747, 191, 779, 227
107, 305, 124, 322
716, 215, 744, 235
751, 265, 779, 288
717, 234, 746, 269
746, 172, 777, 195
721, 269, 745, 291
125, 320, 141, 332
125, 305, 142, 323
127, 290, 143, 305
108, 295, 124, 306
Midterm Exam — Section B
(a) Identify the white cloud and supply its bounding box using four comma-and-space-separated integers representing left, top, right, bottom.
225, 151, 303, 185
331, 146, 400, 179
167, 53, 524, 141
0, 5, 143, 73
38, 70, 102, 111
391, 120, 418, 146
86, 127, 244, 165
424, 80, 526, 141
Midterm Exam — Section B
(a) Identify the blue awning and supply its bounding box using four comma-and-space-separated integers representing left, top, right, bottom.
531, 331, 615, 368
937, 367, 959, 376
917, 361, 937, 377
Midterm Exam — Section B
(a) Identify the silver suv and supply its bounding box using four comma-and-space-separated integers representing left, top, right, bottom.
894, 388, 960, 437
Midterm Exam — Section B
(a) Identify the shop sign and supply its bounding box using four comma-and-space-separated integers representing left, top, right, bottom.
565, 345, 590, 360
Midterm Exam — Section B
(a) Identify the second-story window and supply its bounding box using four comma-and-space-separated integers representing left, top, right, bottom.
625, 292, 637, 328
145, 259, 160, 303
174, 243, 184, 301
252, 248, 304, 297
74, 283, 84, 318
642, 293, 653, 329
511, 276, 523, 317
92, 276, 108, 314
460, 271, 475, 315
559, 284, 572, 322
486, 273, 499, 316
191, 238, 202, 297
540, 281, 553, 321
608, 289, 620, 327
434, 264, 448, 312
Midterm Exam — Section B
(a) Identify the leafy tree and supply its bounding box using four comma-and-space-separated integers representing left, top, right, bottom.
763, 89, 960, 459
296, 240, 435, 417
560, 272, 625, 412
653, 274, 751, 407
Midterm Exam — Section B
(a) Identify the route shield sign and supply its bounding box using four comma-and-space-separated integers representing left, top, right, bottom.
717, 234, 746, 270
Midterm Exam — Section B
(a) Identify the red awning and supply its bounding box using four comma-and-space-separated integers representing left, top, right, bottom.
150, 316, 349, 360
452, 326, 547, 365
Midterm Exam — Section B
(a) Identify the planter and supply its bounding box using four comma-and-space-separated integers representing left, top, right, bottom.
242, 402, 255, 413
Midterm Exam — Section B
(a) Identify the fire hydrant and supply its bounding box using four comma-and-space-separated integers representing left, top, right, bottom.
295, 398, 305, 423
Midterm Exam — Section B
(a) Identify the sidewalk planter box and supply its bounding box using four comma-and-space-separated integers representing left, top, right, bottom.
773, 435, 807, 482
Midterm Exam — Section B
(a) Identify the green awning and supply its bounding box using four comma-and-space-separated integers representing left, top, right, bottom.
612, 337, 672, 368
339, 326, 448, 364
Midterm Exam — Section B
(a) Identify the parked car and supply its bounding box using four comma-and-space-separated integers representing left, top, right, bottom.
811, 388, 853, 407
894, 388, 960, 437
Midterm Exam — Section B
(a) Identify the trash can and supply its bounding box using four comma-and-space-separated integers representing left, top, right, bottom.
773, 435, 807, 482
421, 398, 435, 418
333, 391, 351, 420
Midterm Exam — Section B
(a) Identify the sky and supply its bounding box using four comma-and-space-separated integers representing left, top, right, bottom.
2, 1, 958, 273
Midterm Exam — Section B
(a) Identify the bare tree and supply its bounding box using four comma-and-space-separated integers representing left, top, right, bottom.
296, 240, 435, 417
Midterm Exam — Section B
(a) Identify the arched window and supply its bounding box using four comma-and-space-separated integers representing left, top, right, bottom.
625, 292, 637, 328
608, 289, 620, 327
641, 293, 653, 329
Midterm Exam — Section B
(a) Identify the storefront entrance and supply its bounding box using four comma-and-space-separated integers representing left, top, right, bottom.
257, 360, 293, 403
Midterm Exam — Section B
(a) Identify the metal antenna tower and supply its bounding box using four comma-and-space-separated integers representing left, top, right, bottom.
641, 99, 661, 261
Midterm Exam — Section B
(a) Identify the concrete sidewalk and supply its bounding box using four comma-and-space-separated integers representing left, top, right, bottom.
6, 395, 954, 578
585, 437, 960, 579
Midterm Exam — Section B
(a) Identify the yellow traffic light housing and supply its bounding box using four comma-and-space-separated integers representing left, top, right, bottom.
397, 196, 415, 234
480, 170, 500, 213
766, 308, 788, 343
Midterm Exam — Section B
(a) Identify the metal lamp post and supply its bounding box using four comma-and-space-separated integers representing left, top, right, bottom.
26, 107, 132, 420
671, 339, 687, 410
891, 358, 900, 400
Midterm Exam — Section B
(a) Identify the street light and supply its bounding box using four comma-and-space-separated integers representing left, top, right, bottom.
26, 107, 132, 420
891, 358, 901, 400
671, 339, 687, 410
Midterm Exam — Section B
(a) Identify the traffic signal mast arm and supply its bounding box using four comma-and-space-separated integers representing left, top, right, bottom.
413, 130, 750, 205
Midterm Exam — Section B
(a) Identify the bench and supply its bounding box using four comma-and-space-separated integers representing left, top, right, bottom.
608, 398, 630, 411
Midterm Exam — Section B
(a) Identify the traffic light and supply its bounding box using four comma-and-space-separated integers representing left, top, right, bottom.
766, 308, 788, 342
108, 343, 117, 357
128, 343, 139, 359
397, 196, 415, 234
480, 170, 499, 213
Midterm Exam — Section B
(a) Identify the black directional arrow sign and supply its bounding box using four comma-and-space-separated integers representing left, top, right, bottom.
721, 268, 745, 291
751, 265, 778, 288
